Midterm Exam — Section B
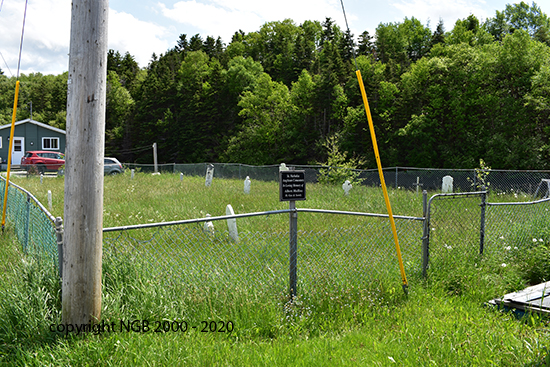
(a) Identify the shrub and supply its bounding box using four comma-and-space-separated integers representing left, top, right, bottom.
317, 133, 366, 186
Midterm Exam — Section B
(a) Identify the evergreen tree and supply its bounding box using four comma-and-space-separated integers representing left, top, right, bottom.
431, 19, 446, 47
357, 31, 374, 57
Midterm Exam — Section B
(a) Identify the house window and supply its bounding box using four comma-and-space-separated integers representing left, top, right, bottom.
42, 137, 59, 150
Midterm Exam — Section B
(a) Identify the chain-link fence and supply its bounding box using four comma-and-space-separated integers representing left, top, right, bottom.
103, 209, 425, 298
4, 164, 550, 299
124, 163, 550, 195
0, 176, 62, 266
485, 198, 550, 256
102, 184, 550, 297
424, 191, 550, 276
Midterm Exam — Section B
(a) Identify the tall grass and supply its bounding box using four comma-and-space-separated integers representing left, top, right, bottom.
1, 171, 550, 365
10, 171, 425, 228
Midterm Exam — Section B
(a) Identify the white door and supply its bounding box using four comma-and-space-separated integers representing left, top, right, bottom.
11, 137, 25, 165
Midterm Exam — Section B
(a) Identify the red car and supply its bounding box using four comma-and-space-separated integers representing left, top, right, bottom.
21, 151, 65, 174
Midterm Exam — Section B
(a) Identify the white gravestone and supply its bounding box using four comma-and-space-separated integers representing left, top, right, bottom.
226, 204, 239, 242
180, 172, 183, 182
204, 213, 214, 235
442, 175, 454, 193
244, 176, 251, 194
131, 169, 135, 180
279, 163, 289, 171
47, 190, 52, 211
205, 164, 214, 187
342, 180, 352, 196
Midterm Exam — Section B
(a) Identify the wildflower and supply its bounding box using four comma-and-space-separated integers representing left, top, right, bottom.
499, 236, 505, 240
501, 263, 507, 267
505, 246, 511, 251
533, 238, 538, 243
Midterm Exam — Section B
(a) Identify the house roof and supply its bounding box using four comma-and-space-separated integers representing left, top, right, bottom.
0, 119, 66, 135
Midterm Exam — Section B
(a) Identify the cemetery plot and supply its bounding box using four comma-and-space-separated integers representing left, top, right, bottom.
102, 211, 423, 298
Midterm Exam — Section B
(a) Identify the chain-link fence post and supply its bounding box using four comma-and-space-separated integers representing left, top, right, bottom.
479, 191, 487, 255
422, 190, 429, 277
55, 217, 64, 280
289, 200, 298, 299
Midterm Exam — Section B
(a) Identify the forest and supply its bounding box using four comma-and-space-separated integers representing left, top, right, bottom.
1, 2, 550, 169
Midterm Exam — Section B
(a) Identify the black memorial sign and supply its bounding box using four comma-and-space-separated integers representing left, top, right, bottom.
279, 170, 306, 201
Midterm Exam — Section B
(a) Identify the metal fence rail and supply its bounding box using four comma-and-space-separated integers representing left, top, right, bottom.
4, 165, 550, 300
103, 208, 425, 297
424, 192, 550, 276
423, 192, 486, 275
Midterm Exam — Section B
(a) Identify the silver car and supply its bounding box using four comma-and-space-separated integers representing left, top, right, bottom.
104, 157, 124, 175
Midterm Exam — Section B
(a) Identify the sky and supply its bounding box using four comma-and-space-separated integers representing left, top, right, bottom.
0, 0, 549, 76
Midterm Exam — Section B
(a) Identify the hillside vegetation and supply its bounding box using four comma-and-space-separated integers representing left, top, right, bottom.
1, 2, 550, 169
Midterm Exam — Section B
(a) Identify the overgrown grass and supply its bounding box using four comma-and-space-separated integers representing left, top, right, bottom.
12, 171, 425, 228
1, 172, 550, 365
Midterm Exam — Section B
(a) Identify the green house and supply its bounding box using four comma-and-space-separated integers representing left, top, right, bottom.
0, 118, 66, 165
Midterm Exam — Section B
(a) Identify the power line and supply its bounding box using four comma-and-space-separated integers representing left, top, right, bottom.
16, 0, 29, 78
112, 145, 154, 154
339, 0, 358, 71
0, 51, 13, 77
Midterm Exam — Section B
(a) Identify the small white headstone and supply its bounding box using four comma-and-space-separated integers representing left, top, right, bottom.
204, 213, 214, 235
244, 176, 251, 194
279, 163, 289, 171
131, 169, 135, 180
226, 204, 239, 242
205, 164, 214, 187
180, 172, 183, 182
342, 180, 352, 196
442, 175, 454, 193
47, 190, 52, 211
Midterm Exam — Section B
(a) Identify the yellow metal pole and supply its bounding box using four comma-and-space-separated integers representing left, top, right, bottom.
2, 80, 20, 231
355, 70, 408, 292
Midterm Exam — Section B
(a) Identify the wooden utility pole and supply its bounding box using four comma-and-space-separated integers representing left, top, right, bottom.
62, 0, 108, 326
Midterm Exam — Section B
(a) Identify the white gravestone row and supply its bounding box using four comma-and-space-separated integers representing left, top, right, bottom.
342, 180, 352, 196
442, 175, 453, 193
279, 163, 289, 171
226, 204, 239, 242
205, 164, 214, 187
204, 213, 215, 235
244, 176, 251, 194
203, 205, 240, 243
